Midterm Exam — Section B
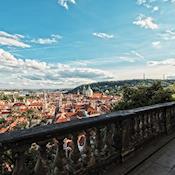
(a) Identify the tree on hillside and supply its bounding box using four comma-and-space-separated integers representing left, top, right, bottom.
112, 81, 173, 111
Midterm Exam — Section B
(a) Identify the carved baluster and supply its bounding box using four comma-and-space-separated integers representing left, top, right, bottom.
140, 114, 145, 140
95, 126, 104, 161
137, 114, 143, 145
97, 124, 111, 159
66, 133, 82, 174
156, 111, 160, 133
158, 110, 164, 134
155, 111, 160, 134
133, 116, 138, 146
126, 118, 135, 151
169, 107, 172, 129
78, 131, 89, 170
162, 108, 166, 133
143, 113, 148, 139
34, 142, 49, 175
53, 138, 68, 175
121, 118, 134, 160
73, 133, 81, 162
157, 111, 161, 134
149, 111, 154, 136
136, 115, 141, 145
165, 107, 171, 133
77, 132, 87, 165
134, 117, 140, 146
130, 117, 136, 147
151, 111, 156, 135
112, 121, 122, 158
147, 112, 152, 138
85, 129, 96, 168
100, 126, 108, 158
85, 128, 102, 174
152, 111, 156, 134
157, 110, 161, 134
12, 146, 28, 175
139, 115, 144, 141
106, 124, 116, 157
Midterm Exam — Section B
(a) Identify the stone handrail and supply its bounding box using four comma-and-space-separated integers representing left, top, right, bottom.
0, 102, 175, 175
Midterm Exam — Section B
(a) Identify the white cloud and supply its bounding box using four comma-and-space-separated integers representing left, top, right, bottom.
0, 31, 30, 48
57, 0, 76, 10
118, 50, 144, 63
152, 41, 161, 48
136, 0, 159, 12
133, 14, 159, 29
148, 58, 175, 66
0, 49, 114, 89
92, 32, 114, 40
0, 31, 24, 39
136, 0, 147, 5
70, 51, 144, 67
163, 0, 175, 3
31, 34, 62, 45
152, 6, 159, 12
0, 48, 17, 61
159, 29, 175, 40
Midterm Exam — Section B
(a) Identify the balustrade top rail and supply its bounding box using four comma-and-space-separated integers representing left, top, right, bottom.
1, 101, 175, 150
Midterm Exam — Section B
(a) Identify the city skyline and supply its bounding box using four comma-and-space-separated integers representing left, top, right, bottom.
1, 0, 175, 89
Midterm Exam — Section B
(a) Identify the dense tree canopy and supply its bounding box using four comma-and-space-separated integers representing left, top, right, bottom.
112, 81, 174, 111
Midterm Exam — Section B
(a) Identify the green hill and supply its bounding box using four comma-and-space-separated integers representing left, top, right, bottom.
69, 79, 175, 95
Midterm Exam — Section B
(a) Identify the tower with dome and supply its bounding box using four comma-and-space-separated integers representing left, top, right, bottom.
82, 85, 93, 97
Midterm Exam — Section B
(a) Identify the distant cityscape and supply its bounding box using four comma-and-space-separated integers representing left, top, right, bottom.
1, 79, 175, 134
0, 85, 121, 134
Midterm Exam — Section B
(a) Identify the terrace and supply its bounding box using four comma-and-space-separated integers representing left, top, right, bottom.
1, 101, 175, 175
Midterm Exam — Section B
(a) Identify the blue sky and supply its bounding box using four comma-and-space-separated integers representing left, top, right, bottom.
0, 0, 175, 89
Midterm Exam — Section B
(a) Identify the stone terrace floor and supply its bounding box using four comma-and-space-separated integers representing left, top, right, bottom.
105, 134, 175, 175
129, 138, 175, 175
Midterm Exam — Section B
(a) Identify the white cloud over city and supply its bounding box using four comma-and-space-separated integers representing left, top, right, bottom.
159, 29, 175, 40
30, 34, 62, 45
92, 32, 114, 40
57, 0, 76, 10
0, 31, 30, 48
148, 58, 175, 66
152, 41, 161, 48
136, 0, 159, 12
0, 48, 114, 89
133, 14, 159, 30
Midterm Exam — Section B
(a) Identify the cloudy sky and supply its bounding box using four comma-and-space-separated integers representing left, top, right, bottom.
1, 0, 175, 89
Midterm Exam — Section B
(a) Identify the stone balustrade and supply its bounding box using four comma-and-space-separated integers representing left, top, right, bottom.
0, 102, 175, 175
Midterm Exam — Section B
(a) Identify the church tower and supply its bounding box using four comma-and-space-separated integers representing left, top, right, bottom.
86, 85, 93, 97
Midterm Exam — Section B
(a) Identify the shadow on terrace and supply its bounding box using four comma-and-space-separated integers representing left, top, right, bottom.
1, 102, 175, 175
